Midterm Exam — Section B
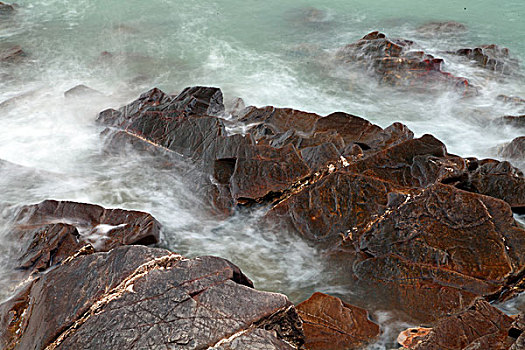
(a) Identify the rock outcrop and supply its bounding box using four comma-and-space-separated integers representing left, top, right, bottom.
296, 292, 379, 350
452, 44, 519, 74
335, 31, 475, 94
97, 86, 525, 322
0, 245, 304, 350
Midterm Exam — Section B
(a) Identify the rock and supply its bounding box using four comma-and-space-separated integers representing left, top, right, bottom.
407, 299, 519, 349
97, 86, 525, 323
11, 200, 161, 274
498, 115, 525, 128
335, 31, 475, 94
416, 21, 467, 37
499, 136, 525, 160
0, 45, 25, 63
497, 94, 525, 106
465, 158, 525, 213
397, 327, 432, 349
354, 183, 525, 321
64, 84, 104, 99
296, 292, 379, 350
0, 245, 304, 349
453, 44, 519, 74
0, 1, 14, 15
509, 313, 525, 350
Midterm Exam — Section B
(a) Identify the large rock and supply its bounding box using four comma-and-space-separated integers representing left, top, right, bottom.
97, 86, 525, 322
403, 299, 521, 349
335, 31, 475, 94
0, 245, 304, 350
11, 200, 161, 275
296, 292, 379, 350
353, 183, 525, 320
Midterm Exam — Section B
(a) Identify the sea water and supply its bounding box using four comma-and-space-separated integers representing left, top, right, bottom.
0, 1, 524, 348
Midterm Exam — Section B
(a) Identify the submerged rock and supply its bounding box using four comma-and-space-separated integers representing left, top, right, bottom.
0, 2, 14, 15
0, 45, 25, 63
0, 245, 304, 349
335, 31, 475, 94
497, 115, 525, 128
416, 21, 467, 37
64, 84, 104, 99
296, 292, 379, 350
499, 136, 525, 160
452, 44, 519, 74
11, 200, 161, 275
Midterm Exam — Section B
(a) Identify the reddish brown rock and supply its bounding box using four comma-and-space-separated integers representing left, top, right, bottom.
0, 245, 304, 350
465, 158, 525, 213
296, 292, 379, 350
354, 184, 525, 321
335, 31, 475, 94
64, 84, 104, 99
12, 200, 161, 274
397, 327, 432, 349
409, 300, 519, 349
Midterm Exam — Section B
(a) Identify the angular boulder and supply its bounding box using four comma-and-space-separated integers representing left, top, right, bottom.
296, 292, 379, 350
406, 299, 520, 349
453, 44, 519, 74
11, 200, 161, 274
0, 245, 304, 350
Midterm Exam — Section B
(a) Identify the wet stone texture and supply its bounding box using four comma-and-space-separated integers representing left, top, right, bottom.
0, 246, 304, 350
399, 299, 523, 349
296, 292, 379, 350
11, 199, 161, 275
96, 85, 525, 324
452, 44, 520, 74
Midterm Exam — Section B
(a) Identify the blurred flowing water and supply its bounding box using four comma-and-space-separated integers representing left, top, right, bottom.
0, 1, 524, 347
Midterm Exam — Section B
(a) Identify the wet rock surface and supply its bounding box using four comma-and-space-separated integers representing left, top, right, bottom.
296, 292, 379, 350
399, 299, 521, 349
97, 85, 525, 323
335, 31, 474, 94
452, 44, 519, 74
0, 245, 304, 350
10, 200, 161, 275
500, 136, 525, 160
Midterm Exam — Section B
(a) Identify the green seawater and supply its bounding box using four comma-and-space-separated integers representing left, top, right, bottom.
0, 1, 524, 347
